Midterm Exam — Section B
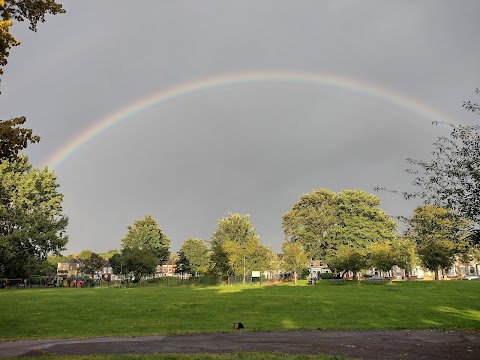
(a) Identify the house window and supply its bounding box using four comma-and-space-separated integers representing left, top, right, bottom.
470, 267, 475, 275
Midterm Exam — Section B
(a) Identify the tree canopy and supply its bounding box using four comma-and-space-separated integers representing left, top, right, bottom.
0, 117, 40, 161
177, 238, 210, 276
122, 247, 157, 283
0, 155, 68, 278
1, 0, 65, 84
79, 252, 103, 278
327, 246, 367, 281
209, 213, 257, 276
405, 205, 472, 282
282, 189, 397, 260
121, 215, 170, 263
401, 89, 480, 243
281, 241, 308, 285
282, 189, 337, 259
1, 0, 64, 160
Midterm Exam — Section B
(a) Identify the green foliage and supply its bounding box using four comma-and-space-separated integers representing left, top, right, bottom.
211, 213, 257, 246
1, 1, 64, 159
300, 267, 311, 280
109, 253, 123, 275
122, 247, 157, 283
210, 213, 257, 276
121, 215, 170, 262
178, 238, 211, 276
221, 236, 273, 278
0, 155, 68, 278
319, 272, 333, 279
367, 242, 396, 273
78, 250, 93, 260
391, 237, 418, 274
405, 90, 480, 243
406, 205, 471, 281
327, 247, 367, 280
80, 253, 103, 277
0, 117, 40, 161
99, 249, 120, 260
332, 190, 397, 251
282, 189, 337, 259
283, 189, 397, 261
175, 250, 191, 274
0, 0, 65, 83
282, 241, 309, 284
47, 254, 67, 266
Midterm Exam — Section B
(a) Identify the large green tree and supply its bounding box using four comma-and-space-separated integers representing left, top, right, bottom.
109, 253, 124, 275
282, 189, 337, 259
366, 242, 396, 279
402, 89, 480, 244
332, 190, 397, 250
327, 246, 367, 281
406, 205, 471, 282
122, 247, 157, 284
209, 213, 257, 276
0, 155, 68, 278
221, 235, 273, 284
282, 189, 397, 260
79, 252, 103, 279
121, 215, 170, 263
177, 238, 210, 276
391, 236, 418, 283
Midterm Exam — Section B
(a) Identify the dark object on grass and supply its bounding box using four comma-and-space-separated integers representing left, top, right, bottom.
233, 322, 244, 330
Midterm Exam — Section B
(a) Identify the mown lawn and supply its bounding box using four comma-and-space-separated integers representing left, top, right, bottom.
1, 280, 479, 340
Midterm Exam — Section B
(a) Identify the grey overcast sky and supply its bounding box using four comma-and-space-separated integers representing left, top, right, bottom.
1, 1, 479, 255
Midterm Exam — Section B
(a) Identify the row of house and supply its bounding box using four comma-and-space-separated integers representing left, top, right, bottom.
56, 257, 179, 282
56, 258, 113, 283
56, 254, 480, 284
308, 257, 480, 280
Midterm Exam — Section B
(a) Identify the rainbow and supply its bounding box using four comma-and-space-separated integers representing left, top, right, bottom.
43, 70, 453, 169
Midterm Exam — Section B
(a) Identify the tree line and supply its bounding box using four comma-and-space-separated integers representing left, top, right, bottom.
0, 2, 478, 283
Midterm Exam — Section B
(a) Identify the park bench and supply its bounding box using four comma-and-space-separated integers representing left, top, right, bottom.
329, 278, 345, 284
366, 278, 384, 284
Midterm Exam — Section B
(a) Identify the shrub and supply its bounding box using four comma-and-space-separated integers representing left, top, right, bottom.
319, 272, 333, 279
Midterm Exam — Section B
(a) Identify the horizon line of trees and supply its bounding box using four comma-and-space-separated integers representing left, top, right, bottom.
45, 195, 478, 285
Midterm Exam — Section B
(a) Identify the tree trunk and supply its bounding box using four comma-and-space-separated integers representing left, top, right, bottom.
294, 270, 297, 285
435, 266, 439, 283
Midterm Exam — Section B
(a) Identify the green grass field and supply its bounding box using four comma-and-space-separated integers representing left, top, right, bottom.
1, 280, 479, 341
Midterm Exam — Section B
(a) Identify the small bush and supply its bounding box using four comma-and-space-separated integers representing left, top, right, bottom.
301, 268, 311, 279
319, 273, 333, 279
